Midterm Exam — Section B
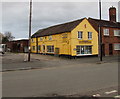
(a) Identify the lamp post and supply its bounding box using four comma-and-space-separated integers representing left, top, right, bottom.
99, 0, 102, 61
28, 0, 32, 62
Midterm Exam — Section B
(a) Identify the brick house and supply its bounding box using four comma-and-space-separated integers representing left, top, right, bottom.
6, 39, 29, 53
88, 7, 120, 56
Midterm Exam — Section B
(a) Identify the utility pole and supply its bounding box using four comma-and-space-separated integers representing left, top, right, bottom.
28, 0, 32, 61
99, 0, 102, 61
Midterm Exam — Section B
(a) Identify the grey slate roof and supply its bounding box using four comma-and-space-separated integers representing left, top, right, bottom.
31, 18, 85, 38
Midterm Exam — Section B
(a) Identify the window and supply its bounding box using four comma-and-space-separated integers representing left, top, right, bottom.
88, 32, 92, 39
114, 44, 120, 50
32, 46, 35, 51
31, 38, 34, 42
76, 46, 92, 55
114, 30, 120, 36
78, 31, 83, 39
45, 37, 47, 39
47, 46, 54, 53
48, 36, 52, 40
104, 29, 109, 36
38, 45, 41, 51
40, 37, 43, 41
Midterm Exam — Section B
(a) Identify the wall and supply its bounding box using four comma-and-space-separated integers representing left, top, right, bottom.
31, 32, 71, 55
71, 18, 98, 56
102, 27, 120, 55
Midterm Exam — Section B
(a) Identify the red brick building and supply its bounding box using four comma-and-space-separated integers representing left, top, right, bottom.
88, 7, 120, 56
6, 39, 29, 53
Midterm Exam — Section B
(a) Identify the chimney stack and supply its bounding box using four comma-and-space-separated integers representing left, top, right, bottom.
109, 6, 116, 22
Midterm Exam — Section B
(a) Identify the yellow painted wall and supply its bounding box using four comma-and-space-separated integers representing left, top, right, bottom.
31, 32, 71, 55
31, 18, 98, 56
30, 38, 37, 53
71, 18, 98, 56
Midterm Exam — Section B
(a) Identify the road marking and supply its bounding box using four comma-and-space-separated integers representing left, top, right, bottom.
114, 95, 120, 98
92, 94, 101, 97
105, 90, 117, 95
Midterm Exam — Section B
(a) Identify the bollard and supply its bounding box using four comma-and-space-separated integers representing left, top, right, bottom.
24, 53, 28, 62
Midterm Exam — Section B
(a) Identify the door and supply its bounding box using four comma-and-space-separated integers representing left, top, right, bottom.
109, 44, 113, 55
42, 45, 45, 53
102, 44, 105, 56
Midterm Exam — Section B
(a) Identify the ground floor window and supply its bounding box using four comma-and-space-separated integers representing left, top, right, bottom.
114, 44, 120, 50
38, 45, 41, 51
76, 45, 92, 55
32, 46, 35, 51
47, 45, 54, 53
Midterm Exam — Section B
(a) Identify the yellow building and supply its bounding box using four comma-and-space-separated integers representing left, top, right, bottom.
31, 18, 98, 56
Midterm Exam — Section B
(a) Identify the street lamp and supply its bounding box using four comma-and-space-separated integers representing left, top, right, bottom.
28, 0, 32, 62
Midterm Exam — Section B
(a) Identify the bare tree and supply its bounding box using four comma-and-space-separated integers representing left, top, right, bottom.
2, 32, 15, 43
4, 32, 15, 41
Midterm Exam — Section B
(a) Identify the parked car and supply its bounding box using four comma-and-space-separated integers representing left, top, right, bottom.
0, 44, 6, 54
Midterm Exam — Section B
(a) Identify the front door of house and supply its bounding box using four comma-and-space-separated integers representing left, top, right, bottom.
102, 44, 105, 56
109, 44, 113, 55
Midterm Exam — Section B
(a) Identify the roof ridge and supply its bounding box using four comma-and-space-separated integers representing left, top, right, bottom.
88, 17, 120, 23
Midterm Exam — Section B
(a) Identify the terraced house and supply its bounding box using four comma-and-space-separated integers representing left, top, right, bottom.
31, 7, 120, 56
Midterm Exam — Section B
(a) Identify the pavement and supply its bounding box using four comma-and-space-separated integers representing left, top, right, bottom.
1, 52, 119, 72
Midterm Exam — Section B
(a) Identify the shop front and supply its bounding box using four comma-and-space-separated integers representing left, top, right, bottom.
76, 45, 92, 56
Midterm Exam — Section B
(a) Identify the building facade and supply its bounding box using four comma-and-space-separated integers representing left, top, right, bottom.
88, 7, 120, 56
31, 7, 120, 56
31, 18, 98, 56
6, 39, 29, 53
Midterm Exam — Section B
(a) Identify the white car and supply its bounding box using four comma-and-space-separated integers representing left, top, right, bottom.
0, 44, 6, 54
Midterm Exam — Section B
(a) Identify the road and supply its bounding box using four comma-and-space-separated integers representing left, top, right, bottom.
2, 61, 118, 97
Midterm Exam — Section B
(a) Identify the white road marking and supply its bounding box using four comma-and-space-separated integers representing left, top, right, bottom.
92, 94, 101, 97
105, 90, 117, 95
114, 95, 120, 98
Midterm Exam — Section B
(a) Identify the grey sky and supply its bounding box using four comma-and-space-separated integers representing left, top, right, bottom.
1, 1, 119, 39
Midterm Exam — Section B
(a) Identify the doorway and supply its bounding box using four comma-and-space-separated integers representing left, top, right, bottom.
42, 45, 45, 53
102, 44, 105, 56
109, 44, 113, 55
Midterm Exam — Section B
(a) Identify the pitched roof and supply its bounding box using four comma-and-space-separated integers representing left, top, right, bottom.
88, 17, 120, 32
31, 18, 85, 38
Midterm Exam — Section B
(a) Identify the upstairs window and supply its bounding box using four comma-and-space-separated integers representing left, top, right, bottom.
48, 36, 52, 40
78, 31, 83, 39
31, 38, 34, 42
114, 30, 120, 36
114, 44, 120, 50
40, 37, 43, 41
103, 29, 109, 36
88, 32, 92, 40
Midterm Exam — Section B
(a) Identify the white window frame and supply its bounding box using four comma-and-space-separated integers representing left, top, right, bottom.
103, 28, 109, 36
78, 31, 83, 39
114, 30, 120, 36
76, 45, 92, 55
48, 36, 52, 40
38, 45, 41, 51
47, 45, 54, 53
88, 32, 92, 40
40, 37, 43, 41
114, 44, 120, 50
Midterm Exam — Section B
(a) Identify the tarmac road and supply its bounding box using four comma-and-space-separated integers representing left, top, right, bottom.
2, 61, 118, 97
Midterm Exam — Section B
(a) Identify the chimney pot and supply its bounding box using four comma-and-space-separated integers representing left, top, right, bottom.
109, 6, 116, 22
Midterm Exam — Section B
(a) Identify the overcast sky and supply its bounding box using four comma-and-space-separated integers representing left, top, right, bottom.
1, 1, 119, 39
